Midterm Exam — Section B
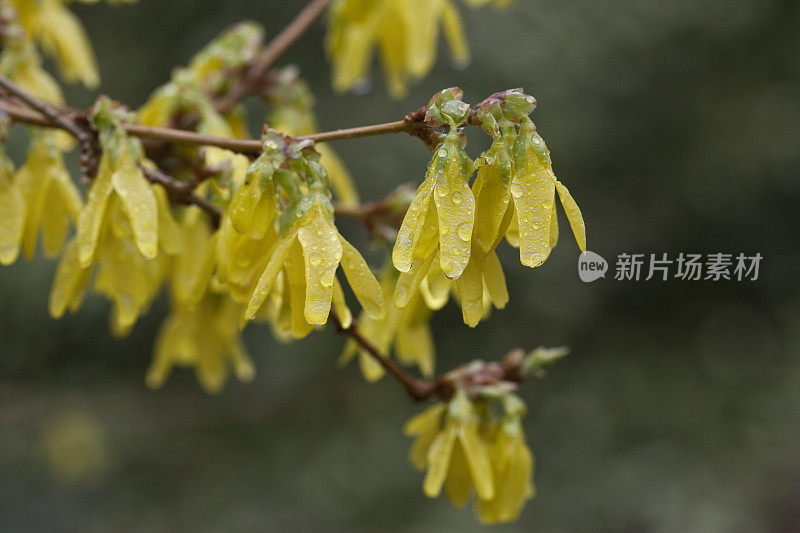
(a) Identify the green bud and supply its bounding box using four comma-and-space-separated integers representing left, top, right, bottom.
521, 346, 569, 378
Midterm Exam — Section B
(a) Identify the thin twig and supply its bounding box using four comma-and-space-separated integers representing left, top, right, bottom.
0, 100, 429, 154
0, 74, 90, 144
216, 0, 334, 112
330, 309, 434, 401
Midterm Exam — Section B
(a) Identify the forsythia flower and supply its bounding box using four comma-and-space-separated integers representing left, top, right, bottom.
405, 389, 535, 523
0, 148, 25, 265
13, 131, 82, 260
11, 0, 100, 87
339, 267, 435, 382
475, 417, 534, 524
508, 117, 586, 267
146, 292, 255, 394
405, 389, 495, 506
326, 0, 469, 98
49, 187, 176, 336
77, 98, 158, 266
393, 101, 475, 280
243, 154, 385, 337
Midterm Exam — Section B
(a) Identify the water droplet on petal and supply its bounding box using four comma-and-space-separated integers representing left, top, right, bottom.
510, 182, 523, 198
309, 252, 322, 266
457, 222, 471, 241
452, 192, 463, 204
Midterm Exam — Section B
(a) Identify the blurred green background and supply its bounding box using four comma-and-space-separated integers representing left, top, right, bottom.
2, 0, 799, 531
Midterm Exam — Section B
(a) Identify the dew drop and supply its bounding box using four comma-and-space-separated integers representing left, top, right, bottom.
452, 192, 463, 204
457, 222, 471, 241
509, 182, 523, 198
440, 223, 450, 235
453, 248, 461, 256
532, 222, 540, 230
309, 252, 322, 266
543, 201, 553, 210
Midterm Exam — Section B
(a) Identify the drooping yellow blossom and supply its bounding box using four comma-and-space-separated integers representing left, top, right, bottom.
146, 292, 255, 394
169, 207, 218, 311
393, 125, 475, 280
509, 117, 586, 267
244, 175, 385, 337
406, 388, 535, 523
405, 389, 495, 506
11, 0, 100, 87
51, 180, 180, 336
0, 148, 25, 265
13, 131, 82, 260
339, 266, 435, 382
326, 0, 470, 98
475, 395, 534, 524
77, 99, 158, 267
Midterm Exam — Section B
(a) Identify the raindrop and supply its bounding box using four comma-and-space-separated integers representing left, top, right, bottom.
457, 222, 471, 241
309, 252, 322, 266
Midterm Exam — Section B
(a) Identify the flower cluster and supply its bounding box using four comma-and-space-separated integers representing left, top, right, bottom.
326, 0, 510, 98
405, 388, 534, 523
0, 2, 584, 524
387, 88, 586, 329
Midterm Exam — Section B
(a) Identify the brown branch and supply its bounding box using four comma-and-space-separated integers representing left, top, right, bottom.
0, 100, 430, 155
330, 309, 530, 403
141, 167, 222, 227
330, 309, 434, 401
0, 74, 90, 144
0, 86, 223, 224
215, 0, 334, 112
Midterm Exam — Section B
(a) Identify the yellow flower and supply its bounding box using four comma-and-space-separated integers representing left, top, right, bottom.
393, 128, 475, 280
214, 216, 276, 303
11, 0, 100, 87
509, 117, 586, 267
339, 267, 435, 382
244, 185, 384, 338
0, 149, 25, 265
476, 424, 535, 524
476, 395, 535, 524
326, 0, 469, 98
77, 100, 158, 267
50, 184, 180, 336
146, 292, 254, 394
13, 131, 82, 260
404, 389, 495, 506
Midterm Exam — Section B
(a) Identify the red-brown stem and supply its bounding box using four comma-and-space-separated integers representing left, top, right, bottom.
0, 100, 428, 154
215, 0, 334, 112
330, 310, 434, 401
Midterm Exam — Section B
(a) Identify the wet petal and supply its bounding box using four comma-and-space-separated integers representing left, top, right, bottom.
339, 235, 384, 319
297, 210, 342, 324
555, 181, 586, 252
393, 177, 435, 272
112, 149, 158, 259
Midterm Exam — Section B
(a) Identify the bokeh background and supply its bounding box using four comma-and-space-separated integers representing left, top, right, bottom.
2, 0, 799, 531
